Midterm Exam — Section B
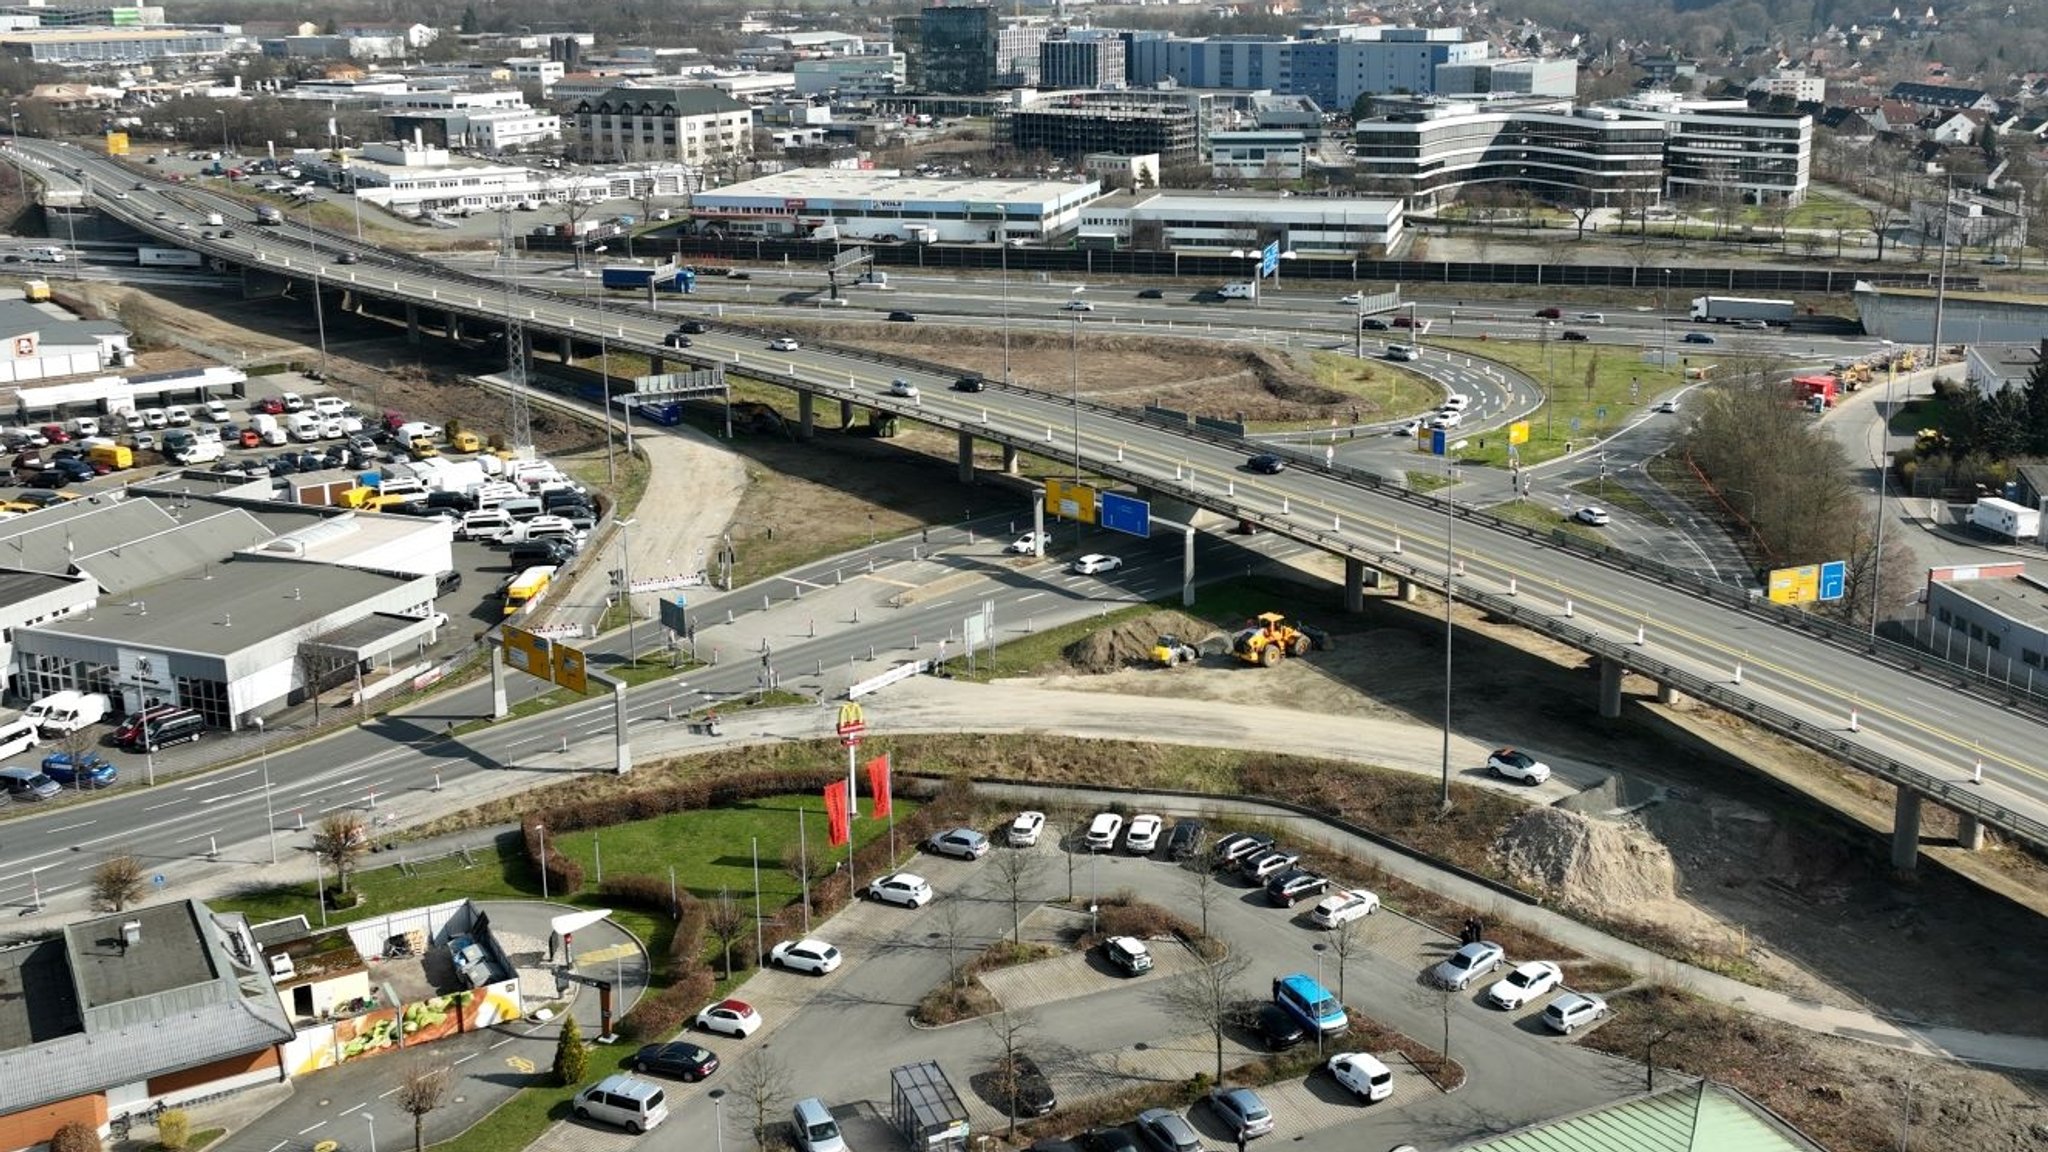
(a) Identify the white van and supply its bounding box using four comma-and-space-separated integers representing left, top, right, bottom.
312, 396, 348, 417
1385, 343, 1420, 361
573, 1075, 668, 1134
460, 508, 515, 541
68, 416, 100, 437
0, 716, 39, 759
33, 691, 109, 735
1218, 281, 1256, 300
288, 412, 322, 442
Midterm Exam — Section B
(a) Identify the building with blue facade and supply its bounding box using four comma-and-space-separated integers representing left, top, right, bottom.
1127, 27, 1493, 111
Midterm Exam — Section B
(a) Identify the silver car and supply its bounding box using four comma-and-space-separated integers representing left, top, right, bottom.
1135, 1108, 1201, 1152
927, 827, 989, 860
1209, 1087, 1275, 1139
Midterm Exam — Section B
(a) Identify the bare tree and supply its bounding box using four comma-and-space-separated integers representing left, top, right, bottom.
91, 854, 146, 912
1866, 202, 1899, 262
935, 900, 971, 989
293, 623, 355, 725
1327, 914, 1366, 1002
704, 888, 749, 977
782, 834, 834, 932
1151, 950, 1253, 1082
1408, 977, 1460, 1089
315, 813, 368, 893
1182, 855, 1225, 941
983, 1008, 1040, 1137
988, 847, 1044, 942
729, 1051, 793, 1152
396, 1063, 451, 1152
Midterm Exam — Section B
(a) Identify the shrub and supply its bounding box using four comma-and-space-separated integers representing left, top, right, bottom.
552, 1015, 589, 1086
49, 1122, 97, 1152
667, 890, 704, 968
156, 1109, 191, 1151
616, 963, 716, 1041
599, 873, 678, 918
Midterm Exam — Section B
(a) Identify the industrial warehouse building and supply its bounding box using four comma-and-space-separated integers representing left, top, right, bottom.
688, 169, 1103, 243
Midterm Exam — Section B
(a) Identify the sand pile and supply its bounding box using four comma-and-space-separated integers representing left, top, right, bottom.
1061, 610, 1226, 673
1493, 806, 1678, 914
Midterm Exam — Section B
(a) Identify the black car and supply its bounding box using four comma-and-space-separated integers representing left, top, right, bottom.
887, 310, 917, 322
25, 469, 68, 489
509, 539, 578, 568
1254, 1002, 1308, 1050
664, 333, 694, 348
1265, 868, 1329, 906
678, 320, 709, 334
50, 458, 93, 481
426, 490, 477, 513
993, 1052, 1057, 1117
632, 1040, 719, 1081
1361, 317, 1390, 330
1213, 832, 1273, 865
1079, 1130, 1140, 1152
336, 251, 360, 265
1245, 453, 1285, 475
1561, 330, 1589, 342
1165, 818, 1205, 860
435, 570, 463, 596
1136, 288, 1165, 299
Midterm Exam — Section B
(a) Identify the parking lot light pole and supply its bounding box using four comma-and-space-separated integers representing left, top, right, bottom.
709, 1090, 726, 1152
363, 1113, 376, 1152
617, 517, 638, 663
1312, 942, 1329, 1055
536, 823, 549, 901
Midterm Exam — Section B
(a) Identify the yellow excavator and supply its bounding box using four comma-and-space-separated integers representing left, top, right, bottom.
1231, 613, 1332, 667
1152, 634, 1200, 667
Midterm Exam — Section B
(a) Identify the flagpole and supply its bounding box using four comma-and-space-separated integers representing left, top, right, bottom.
885, 753, 896, 863
799, 806, 811, 934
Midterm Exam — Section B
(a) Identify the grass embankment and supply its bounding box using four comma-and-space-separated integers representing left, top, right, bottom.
1244, 352, 1442, 432
1433, 337, 1691, 468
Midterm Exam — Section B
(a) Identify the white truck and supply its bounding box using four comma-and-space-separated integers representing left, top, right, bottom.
1688, 296, 1795, 324
175, 436, 225, 465
27, 690, 110, 735
1970, 497, 2041, 541
1218, 281, 1257, 300
251, 413, 287, 446
137, 247, 204, 269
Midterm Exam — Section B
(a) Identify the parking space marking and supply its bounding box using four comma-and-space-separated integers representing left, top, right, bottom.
978, 938, 1205, 1013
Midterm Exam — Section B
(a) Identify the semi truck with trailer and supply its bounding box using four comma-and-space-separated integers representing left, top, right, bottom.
1970, 497, 2041, 541
137, 247, 204, 269
600, 265, 698, 293
1688, 296, 1794, 324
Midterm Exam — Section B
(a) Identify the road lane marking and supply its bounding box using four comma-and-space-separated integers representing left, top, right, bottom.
44, 820, 94, 834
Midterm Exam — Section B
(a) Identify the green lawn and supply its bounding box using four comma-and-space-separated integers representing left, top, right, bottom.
211, 792, 914, 969
1433, 338, 1688, 467
1568, 478, 1670, 527
1485, 497, 1602, 542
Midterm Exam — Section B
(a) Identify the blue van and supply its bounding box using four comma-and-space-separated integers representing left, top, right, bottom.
1273, 972, 1347, 1036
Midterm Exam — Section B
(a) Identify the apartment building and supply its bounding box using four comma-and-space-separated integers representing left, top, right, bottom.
568, 85, 753, 164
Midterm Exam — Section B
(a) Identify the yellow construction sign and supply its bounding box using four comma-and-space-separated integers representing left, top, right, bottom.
1508, 421, 1530, 445
551, 641, 588, 694
103, 132, 129, 156
1044, 479, 1097, 524
1767, 564, 1820, 605
503, 626, 592, 692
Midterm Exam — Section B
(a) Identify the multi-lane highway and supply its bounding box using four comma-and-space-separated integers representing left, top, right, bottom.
11, 137, 2048, 864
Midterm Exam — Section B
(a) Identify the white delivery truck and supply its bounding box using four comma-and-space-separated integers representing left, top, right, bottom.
1688, 296, 1795, 324
1218, 281, 1256, 300
1969, 497, 2042, 541
251, 413, 287, 446
28, 691, 110, 735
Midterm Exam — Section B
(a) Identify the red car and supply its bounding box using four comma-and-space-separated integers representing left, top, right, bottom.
39, 424, 69, 444
382, 410, 407, 433
1393, 316, 1415, 328
257, 396, 285, 415
1533, 307, 1561, 319
239, 429, 261, 448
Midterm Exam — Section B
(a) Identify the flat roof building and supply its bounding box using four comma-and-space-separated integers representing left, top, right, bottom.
0, 26, 228, 63
1608, 92, 1812, 205
1083, 189, 1405, 257
689, 168, 1103, 243
1352, 96, 1667, 211
1127, 28, 1506, 112
1003, 98, 1199, 168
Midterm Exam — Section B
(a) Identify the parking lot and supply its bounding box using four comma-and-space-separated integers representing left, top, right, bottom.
527, 810, 1637, 1152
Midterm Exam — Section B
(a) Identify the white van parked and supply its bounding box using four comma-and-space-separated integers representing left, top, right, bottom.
288, 413, 322, 442
311, 396, 348, 417
68, 416, 100, 437
0, 716, 40, 759
31, 691, 109, 735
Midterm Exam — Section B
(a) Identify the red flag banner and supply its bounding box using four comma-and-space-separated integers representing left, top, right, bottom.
824, 781, 850, 847
866, 754, 892, 819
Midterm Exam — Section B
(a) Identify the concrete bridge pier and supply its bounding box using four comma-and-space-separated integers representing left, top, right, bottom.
1344, 557, 1367, 614
1892, 789, 1922, 873
446, 312, 463, 341
1002, 445, 1020, 475
1597, 656, 1624, 719
404, 303, 420, 345
957, 431, 975, 484
1956, 811, 1984, 851
1656, 682, 1682, 707
648, 356, 664, 375
840, 399, 855, 429
1394, 578, 1416, 602
558, 334, 575, 365
798, 392, 815, 441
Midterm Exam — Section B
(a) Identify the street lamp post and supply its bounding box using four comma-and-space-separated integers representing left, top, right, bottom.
1069, 288, 1084, 482
258, 717, 277, 865
218, 109, 228, 155
312, 266, 330, 381
617, 517, 638, 663
1311, 942, 1330, 1055
536, 823, 549, 900
709, 1090, 726, 1152
999, 205, 1011, 383
363, 1113, 376, 1152
1871, 340, 1898, 638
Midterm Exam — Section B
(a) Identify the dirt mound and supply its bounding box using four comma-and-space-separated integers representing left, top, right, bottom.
1492, 806, 1678, 914
1062, 610, 1222, 673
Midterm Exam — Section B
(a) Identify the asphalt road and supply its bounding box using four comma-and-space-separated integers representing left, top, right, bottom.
16, 137, 2048, 858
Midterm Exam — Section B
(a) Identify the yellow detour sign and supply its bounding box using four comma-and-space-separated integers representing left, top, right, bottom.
551, 641, 589, 694
502, 626, 553, 682
1767, 564, 1821, 605
1508, 421, 1530, 445
1044, 479, 1097, 524
104, 132, 129, 155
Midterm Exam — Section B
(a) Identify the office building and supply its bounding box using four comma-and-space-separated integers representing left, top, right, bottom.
1127, 28, 1492, 113
0, 26, 225, 62
1612, 93, 1811, 205
1351, 97, 1667, 210
891, 14, 924, 90
1039, 33, 1126, 89
1210, 130, 1307, 181
1080, 190, 1404, 256
795, 52, 905, 98
1435, 57, 1578, 98
568, 85, 753, 165
920, 5, 996, 94
995, 20, 1048, 86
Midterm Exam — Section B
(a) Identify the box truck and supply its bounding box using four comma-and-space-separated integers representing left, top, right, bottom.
1688, 296, 1795, 324
1969, 497, 2041, 541
137, 247, 204, 269
1218, 281, 1256, 300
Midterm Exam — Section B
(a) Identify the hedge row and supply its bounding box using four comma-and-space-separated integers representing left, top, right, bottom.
616, 962, 716, 1041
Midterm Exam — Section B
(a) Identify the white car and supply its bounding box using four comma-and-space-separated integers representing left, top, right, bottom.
1395, 419, 1426, 438
1009, 532, 1046, 554
1433, 941, 1505, 990
1573, 506, 1611, 527
1542, 992, 1609, 1033
867, 872, 934, 907
694, 998, 762, 1037
1487, 747, 1551, 785
1085, 812, 1124, 851
1309, 889, 1380, 928
1007, 810, 1046, 847
1488, 960, 1562, 1009
888, 378, 919, 398
1125, 814, 1163, 854
1070, 554, 1122, 575
1652, 399, 1679, 414
1327, 1052, 1393, 1102
1338, 291, 1365, 305
768, 337, 801, 351
1427, 411, 1464, 430
769, 938, 843, 975
1062, 299, 1095, 311
1439, 393, 1470, 412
